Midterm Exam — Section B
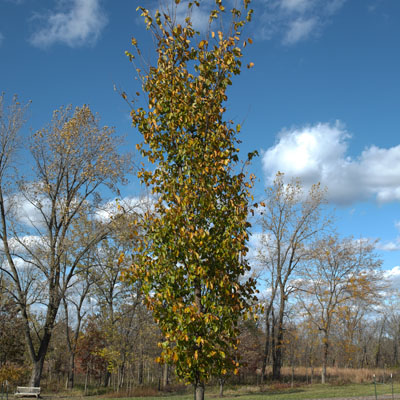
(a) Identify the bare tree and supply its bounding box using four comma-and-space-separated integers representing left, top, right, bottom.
385, 294, 400, 367
296, 235, 382, 383
257, 172, 329, 381
90, 206, 146, 388
63, 254, 95, 389
0, 103, 131, 386
0, 269, 25, 366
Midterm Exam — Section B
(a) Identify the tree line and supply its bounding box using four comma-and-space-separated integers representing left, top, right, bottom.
0, 93, 394, 390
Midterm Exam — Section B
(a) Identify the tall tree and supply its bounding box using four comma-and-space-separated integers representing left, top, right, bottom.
296, 235, 382, 383
0, 103, 130, 386
63, 257, 94, 389
0, 93, 30, 371
0, 271, 25, 366
90, 212, 144, 388
384, 295, 400, 367
257, 172, 329, 381
75, 316, 109, 391
124, 2, 257, 399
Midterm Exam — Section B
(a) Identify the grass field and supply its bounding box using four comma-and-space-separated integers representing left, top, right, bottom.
43, 382, 400, 400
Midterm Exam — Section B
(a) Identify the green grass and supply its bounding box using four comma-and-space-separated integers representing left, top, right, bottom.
91, 382, 400, 400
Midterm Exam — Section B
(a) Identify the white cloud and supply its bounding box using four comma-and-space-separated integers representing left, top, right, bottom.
283, 17, 317, 44
174, 1, 211, 31
30, 0, 108, 48
0, 235, 48, 276
377, 241, 400, 252
262, 122, 400, 205
280, 0, 314, 13
146, 0, 213, 32
8, 192, 50, 229
376, 221, 400, 252
7, 235, 48, 254
283, 18, 317, 44
247, 232, 263, 265
95, 196, 155, 222
325, 0, 347, 14
257, 0, 346, 45
383, 266, 400, 289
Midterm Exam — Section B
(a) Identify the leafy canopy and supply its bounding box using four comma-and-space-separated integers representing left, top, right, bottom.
124, 0, 257, 387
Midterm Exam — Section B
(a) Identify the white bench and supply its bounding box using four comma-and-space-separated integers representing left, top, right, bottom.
14, 387, 41, 398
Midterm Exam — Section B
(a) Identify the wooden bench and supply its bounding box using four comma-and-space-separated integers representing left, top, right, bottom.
14, 387, 41, 398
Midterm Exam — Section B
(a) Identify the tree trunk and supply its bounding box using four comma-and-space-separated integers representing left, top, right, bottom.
67, 353, 75, 389
272, 300, 284, 381
194, 279, 204, 400
162, 363, 169, 389
375, 320, 385, 368
219, 378, 224, 397
272, 340, 282, 380
104, 370, 111, 387
138, 355, 143, 385
30, 358, 45, 387
84, 365, 89, 396
393, 333, 399, 366
194, 382, 204, 400
25, 284, 61, 388
321, 332, 329, 384
261, 305, 272, 383
270, 309, 276, 378
29, 330, 52, 387
118, 367, 122, 389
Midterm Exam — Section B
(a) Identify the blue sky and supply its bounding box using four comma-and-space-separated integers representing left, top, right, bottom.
1, 0, 400, 283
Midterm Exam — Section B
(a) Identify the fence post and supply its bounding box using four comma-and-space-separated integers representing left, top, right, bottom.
391, 373, 394, 400
373, 374, 378, 400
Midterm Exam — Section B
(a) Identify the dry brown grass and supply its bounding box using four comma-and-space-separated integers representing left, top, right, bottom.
270, 366, 398, 384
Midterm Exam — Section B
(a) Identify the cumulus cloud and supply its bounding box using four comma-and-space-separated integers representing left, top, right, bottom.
30, 0, 108, 48
280, 0, 314, 13
383, 266, 400, 289
262, 122, 400, 205
283, 17, 317, 44
145, 0, 213, 33
247, 232, 263, 265
376, 221, 400, 252
7, 191, 51, 229
377, 241, 400, 252
257, 0, 346, 44
173, 0, 211, 31
5, 235, 49, 254
95, 196, 155, 222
